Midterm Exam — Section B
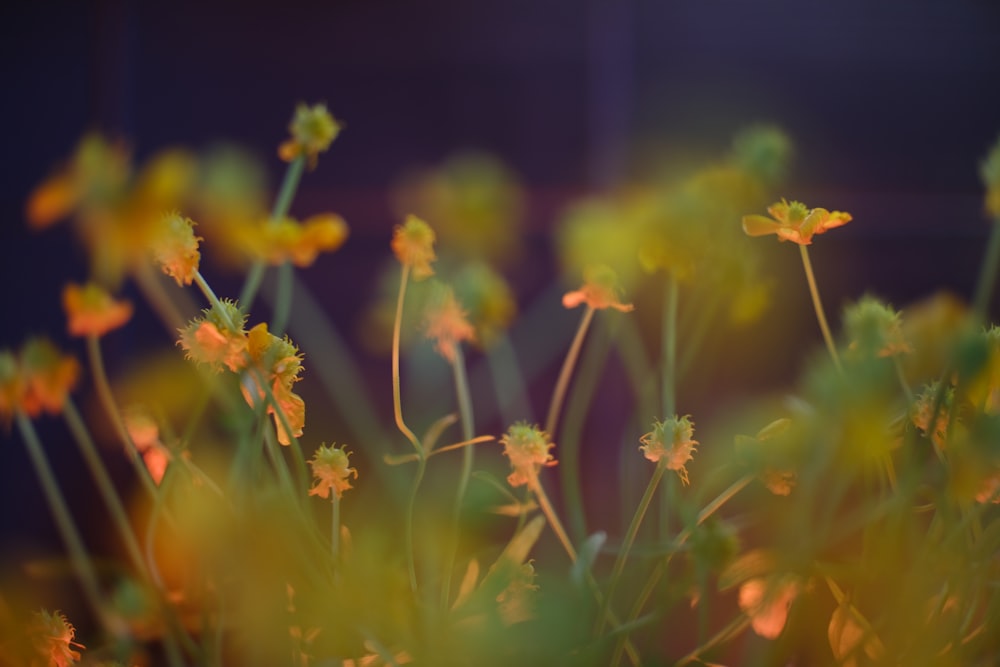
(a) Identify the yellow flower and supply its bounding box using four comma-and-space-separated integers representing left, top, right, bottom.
391, 214, 437, 280
639, 415, 699, 485
178, 300, 249, 373
152, 212, 202, 286
238, 213, 348, 267
308, 443, 357, 499
30, 609, 84, 667
562, 264, 634, 312
278, 103, 342, 168
501, 422, 557, 487
18, 339, 80, 419
742, 198, 852, 245
62, 282, 133, 337
424, 284, 476, 363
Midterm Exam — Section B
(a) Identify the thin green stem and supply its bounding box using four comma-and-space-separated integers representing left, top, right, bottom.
612, 474, 753, 665
799, 244, 842, 373
86, 335, 160, 500
16, 413, 107, 625
392, 265, 423, 453
545, 306, 595, 438
440, 346, 475, 609
659, 275, 679, 540
62, 398, 149, 579
528, 474, 577, 562
239, 154, 306, 312
595, 461, 667, 635
973, 218, 1000, 322
661, 274, 679, 419
331, 493, 341, 562
405, 452, 428, 595
674, 615, 751, 666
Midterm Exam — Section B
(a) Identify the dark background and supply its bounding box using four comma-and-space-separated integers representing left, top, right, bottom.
2, 0, 1000, 641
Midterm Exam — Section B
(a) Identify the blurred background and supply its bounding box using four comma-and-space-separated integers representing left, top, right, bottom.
2, 0, 1000, 649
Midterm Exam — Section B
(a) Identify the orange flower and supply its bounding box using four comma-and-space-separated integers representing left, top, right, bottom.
239, 213, 348, 267
639, 415, 699, 485
178, 300, 248, 373
152, 212, 202, 286
241, 323, 305, 446
738, 576, 801, 640
501, 422, 557, 487
562, 264, 634, 312
742, 198, 852, 245
424, 285, 476, 363
30, 609, 84, 667
62, 282, 133, 337
308, 443, 357, 499
18, 339, 80, 418
123, 408, 170, 485
278, 103, 342, 168
391, 214, 437, 279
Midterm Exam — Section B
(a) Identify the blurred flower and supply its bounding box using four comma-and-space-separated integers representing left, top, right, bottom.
423, 284, 475, 363
911, 382, 954, 449
734, 418, 797, 496
26, 135, 198, 286
562, 265, 634, 312
62, 282, 133, 337
981, 135, 1000, 218
451, 262, 517, 349
391, 215, 437, 280
730, 125, 793, 186
18, 339, 80, 419
236, 213, 348, 267
828, 603, 884, 667
151, 212, 202, 286
496, 561, 539, 626
556, 195, 646, 290
30, 609, 84, 667
501, 422, 556, 487
178, 300, 249, 373
123, 407, 170, 485
742, 198, 852, 245
639, 415, 699, 485
278, 103, 342, 168
0, 350, 24, 425
308, 443, 357, 500
843, 295, 911, 359
392, 152, 524, 267
738, 576, 801, 640
242, 323, 305, 446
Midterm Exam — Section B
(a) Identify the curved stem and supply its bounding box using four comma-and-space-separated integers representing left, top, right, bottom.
545, 306, 595, 438
595, 461, 667, 635
392, 265, 423, 453
799, 244, 842, 373
405, 452, 428, 595
441, 346, 475, 608
239, 154, 306, 312
528, 474, 577, 562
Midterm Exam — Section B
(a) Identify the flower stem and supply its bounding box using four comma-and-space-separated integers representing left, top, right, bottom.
62, 398, 149, 579
239, 154, 306, 312
545, 306, 595, 438
405, 451, 428, 594
331, 493, 341, 562
16, 413, 107, 626
659, 274, 679, 539
612, 474, 753, 665
440, 346, 475, 609
673, 615, 751, 666
527, 474, 577, 561
799, 244, 842, 373
86, 334, 160, 501
973, 217, 1000, 322
392, 265, 423, 453
595, 461, 667, 635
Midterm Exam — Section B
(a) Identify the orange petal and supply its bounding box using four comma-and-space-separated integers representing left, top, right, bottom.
26, 171, 79, 229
